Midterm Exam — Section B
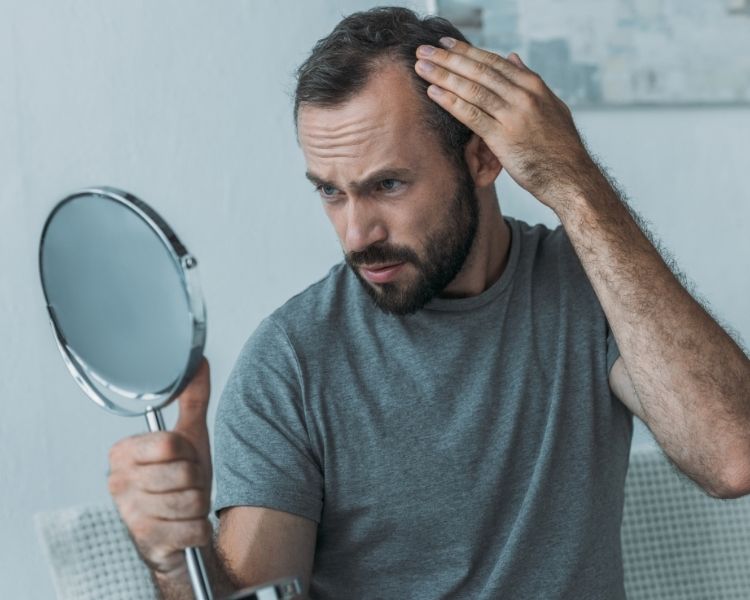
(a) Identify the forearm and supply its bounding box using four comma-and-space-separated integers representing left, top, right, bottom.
152, 541, 237, 600
552, 160, 750, 492
406, 28, 750, 490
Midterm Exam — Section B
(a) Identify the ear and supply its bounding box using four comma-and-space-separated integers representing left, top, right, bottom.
464, 134, 502, 188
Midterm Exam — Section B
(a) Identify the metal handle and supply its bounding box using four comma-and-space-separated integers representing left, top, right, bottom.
146, 407, 214, 600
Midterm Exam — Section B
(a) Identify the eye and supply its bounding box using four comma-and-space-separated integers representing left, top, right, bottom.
378, 179, 403, 192
315, 184, 339, 198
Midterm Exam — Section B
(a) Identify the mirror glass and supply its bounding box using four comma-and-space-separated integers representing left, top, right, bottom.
39, 189, 204, 415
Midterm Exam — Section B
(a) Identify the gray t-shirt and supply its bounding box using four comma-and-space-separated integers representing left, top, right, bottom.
214, 216, 633, 599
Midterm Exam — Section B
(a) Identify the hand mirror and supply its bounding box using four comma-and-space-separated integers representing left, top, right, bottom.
39, 187, 301, 600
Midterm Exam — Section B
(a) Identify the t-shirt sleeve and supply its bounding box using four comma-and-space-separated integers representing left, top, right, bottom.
605, 320, 621, 375
213, 317, 323, 523
555, 224, 621, 377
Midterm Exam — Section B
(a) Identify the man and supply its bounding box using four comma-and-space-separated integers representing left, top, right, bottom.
107, 7, 750, 599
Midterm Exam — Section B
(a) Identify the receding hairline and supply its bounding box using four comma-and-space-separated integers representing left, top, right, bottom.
295, 48, 426, 120
295, 56, 449, 153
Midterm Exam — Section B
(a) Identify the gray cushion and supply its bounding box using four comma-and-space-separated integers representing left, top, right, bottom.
622, 447, 750, 599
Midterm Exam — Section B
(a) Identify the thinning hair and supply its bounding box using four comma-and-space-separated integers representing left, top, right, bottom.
294, 6, 473, 168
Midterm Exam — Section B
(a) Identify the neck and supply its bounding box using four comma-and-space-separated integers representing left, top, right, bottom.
440, 187, 511, 299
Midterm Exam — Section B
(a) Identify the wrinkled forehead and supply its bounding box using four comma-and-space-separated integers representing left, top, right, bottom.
297, 64, 440, 179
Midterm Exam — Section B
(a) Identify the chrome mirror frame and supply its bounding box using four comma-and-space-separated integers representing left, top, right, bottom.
38, 186, 207, 416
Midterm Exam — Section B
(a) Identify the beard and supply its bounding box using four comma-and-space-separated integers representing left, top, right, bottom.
345, 164, 479, 316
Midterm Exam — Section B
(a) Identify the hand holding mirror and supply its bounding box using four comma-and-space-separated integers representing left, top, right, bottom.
38, 187, 302, 600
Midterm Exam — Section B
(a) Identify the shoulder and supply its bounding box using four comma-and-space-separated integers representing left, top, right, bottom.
239, 262, 358, 356
268, 261, 354, 331
509, 216, 587, 282
222, 265, 353, 396
507, 216, 600, 318
221, 262, 366, 414
510, 216, 575, 259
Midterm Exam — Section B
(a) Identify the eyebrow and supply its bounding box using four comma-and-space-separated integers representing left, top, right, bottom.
305, 168, 414, 193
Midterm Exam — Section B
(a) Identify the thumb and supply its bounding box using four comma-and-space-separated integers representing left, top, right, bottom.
174, 357, 211, 449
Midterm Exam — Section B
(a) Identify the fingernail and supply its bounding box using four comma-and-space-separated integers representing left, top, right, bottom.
416, 59, 435, 73
439, 37, 456, 49
417, 44, 436, 56
428, 84, 444, 97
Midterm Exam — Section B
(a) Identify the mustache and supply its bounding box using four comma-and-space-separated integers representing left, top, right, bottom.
346, 243, 420, 268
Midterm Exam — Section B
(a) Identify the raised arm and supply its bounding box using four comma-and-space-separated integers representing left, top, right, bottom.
412, 37, 750, 498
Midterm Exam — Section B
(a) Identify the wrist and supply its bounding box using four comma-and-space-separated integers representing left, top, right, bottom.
547, 160, 615, 224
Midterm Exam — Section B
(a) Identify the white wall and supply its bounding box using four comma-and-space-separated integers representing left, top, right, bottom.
1, 1, 748, 597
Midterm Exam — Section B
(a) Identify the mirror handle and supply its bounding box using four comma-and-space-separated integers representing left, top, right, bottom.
145, 407, 214, 600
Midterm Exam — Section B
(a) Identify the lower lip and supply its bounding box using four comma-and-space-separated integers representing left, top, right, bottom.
361, 263, 405, 283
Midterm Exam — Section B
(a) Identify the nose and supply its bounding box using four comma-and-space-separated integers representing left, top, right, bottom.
343, 199, 387, 254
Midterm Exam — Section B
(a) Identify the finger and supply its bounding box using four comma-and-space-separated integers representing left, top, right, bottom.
415, 58, 510, 117
109, 431, 199, 467
425, 84, 498, 139
416, 46, 518, 106
134, 460, 207, 493
175, 357, 211, 443
438, 37, 530, 88
140, 488, 211, 521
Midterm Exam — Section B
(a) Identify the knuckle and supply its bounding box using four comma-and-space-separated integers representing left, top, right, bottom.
443, 91, 457, 107
471, 84, 500, 113
465, 103, 484, 124
487, 54, 504, 70
434, 48, 450, 62
526, 73, 546, 93
467, 81, 484, 100
437, 68, 452, 85
471, 60, 489, 77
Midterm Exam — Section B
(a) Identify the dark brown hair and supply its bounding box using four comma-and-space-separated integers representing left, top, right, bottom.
294, 6, 473, 168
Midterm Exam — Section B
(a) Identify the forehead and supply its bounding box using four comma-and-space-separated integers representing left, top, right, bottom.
297, 63, 443, 183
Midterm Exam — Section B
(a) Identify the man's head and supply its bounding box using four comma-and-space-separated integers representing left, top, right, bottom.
294, 7, 501, 315
294, 6, 472, 169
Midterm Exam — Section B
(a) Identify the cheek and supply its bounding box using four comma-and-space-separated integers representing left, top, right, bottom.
402, 202, 440, 241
